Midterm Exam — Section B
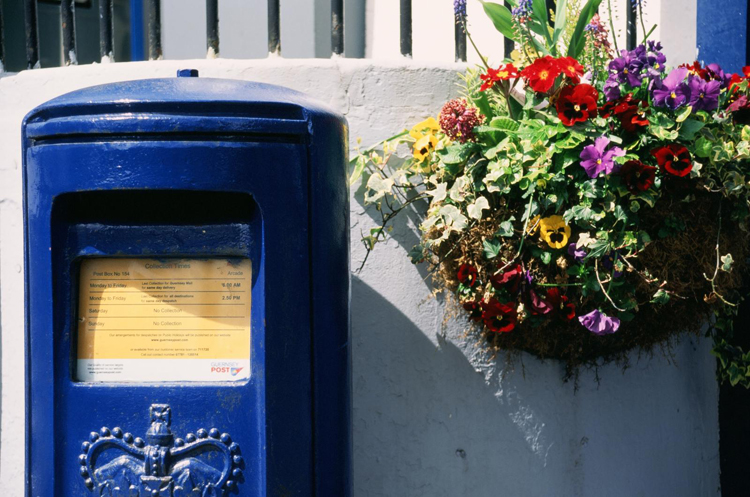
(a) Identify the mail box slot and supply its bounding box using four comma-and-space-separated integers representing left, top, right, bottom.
23, 72, 350, 496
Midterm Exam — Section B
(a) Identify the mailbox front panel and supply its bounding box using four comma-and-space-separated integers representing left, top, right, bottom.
25, 139, 312, 496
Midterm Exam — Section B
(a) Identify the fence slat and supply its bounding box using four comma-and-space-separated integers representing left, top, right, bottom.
206, 0, 219, 57
454, 22, 466, 62
504, 1, 514, 59
24, 0, 39, 69
99, 0, 114, 61
268, 0, 280, 55
148, 0, 162, 60
400, 0, 412, 57
0, 0, 5, 71
61, 0, 77, 65
626, 0, 637, 50
332, 0, 344, 55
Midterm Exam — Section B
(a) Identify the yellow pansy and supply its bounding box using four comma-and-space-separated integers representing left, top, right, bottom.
410, 117, 440, 140
413, 133, 439, 163
538, 215, 571, 249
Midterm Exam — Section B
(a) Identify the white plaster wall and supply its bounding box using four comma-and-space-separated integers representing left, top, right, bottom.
0, 58, 719, 496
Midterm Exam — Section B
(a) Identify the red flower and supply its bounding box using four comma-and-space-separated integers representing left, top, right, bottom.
681, 61, 706, 79
463, 301, 483, 322
546, 288, 575, 321
652, 144, 692, 177
728, 95, 750, 124
528, 289, 553, 315
555, 84, 599, 126
557, 56, 584, 83
620, 160, 656, 193
743, 66, 750, 78
480, 63, 520, 91
601, 94, 649, 132
480, 298, 518, 333
489, 263, 523, 293
521, 56, 563, 93
457, 264, 478, 287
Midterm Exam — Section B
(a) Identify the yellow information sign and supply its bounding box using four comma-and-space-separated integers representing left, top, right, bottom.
77, 258, 251, 382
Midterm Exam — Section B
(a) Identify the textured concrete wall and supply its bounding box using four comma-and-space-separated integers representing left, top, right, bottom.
0, 58, 720, 496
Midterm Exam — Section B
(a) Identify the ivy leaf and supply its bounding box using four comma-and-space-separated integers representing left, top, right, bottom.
695, 136, 713, 158
349, 155, 367, 186
721, 253, 734, 272
483, 238, 502, 259
409, 244, 425, 263
540, 251, 552, 265
440, 205, 468, 231
364, 173, 395, 203
675, 105, 692, 123
585, 238, 611, 260
467, 196, 490, 220
678, 118, 705, 141
426, 182, 448, 203
651, 289, 670, 305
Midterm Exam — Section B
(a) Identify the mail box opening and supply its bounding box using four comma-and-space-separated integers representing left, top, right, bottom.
50, 190, 260, 384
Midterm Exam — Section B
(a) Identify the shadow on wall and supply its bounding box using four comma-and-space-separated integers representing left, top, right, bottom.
350, 274, 721, 497
351, 277, 572, 497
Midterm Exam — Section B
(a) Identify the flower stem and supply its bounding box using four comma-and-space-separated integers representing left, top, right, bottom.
606, 0, 620, 54
462, 19, 491, 71
595, 259, 626, 312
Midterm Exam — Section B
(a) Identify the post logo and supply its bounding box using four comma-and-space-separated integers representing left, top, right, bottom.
230, 367, 243, 376
210, 362, 244, 376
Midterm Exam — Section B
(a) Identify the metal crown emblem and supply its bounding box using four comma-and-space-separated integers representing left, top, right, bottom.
78, 404, 244, 496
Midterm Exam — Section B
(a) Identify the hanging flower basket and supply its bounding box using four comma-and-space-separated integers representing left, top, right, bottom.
352, 0, 750, 385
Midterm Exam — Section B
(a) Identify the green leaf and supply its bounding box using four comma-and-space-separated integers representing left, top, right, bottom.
675, 105, 692, 123
496, 216, 516, 237
695, 136, 713, 158
483, 238, 502, 259
439, 143, 476, 165
490, 116, 521, 132
473, 91, 494, 122
585, 238, 611, 260
551, 0, 568, 47
467, 196, 490, 220
349, 155, 367, 186
480, 1, 518, 41
651, 289, 670, 305
409, 243, 425, 264
531, 0, 553, 46
678, 119, 705, 141
721, 253, 734, 272
540, 251, 552, 265
566, 0, 603, 58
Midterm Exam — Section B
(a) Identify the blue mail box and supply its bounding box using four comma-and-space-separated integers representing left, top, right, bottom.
22, 71, 350, 496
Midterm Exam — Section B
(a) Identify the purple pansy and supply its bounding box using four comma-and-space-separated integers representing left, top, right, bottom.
704, 63, 732, 89
579, 136, 626, 179
609, 50, 644, 88
687, 75, 721, 111
652, 67, 689, 110
568, 243, 587, 263
603, 78, 621, 101
578, 309, 621, 335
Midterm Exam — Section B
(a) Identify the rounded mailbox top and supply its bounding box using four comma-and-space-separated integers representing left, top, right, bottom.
23, 76, 345, 140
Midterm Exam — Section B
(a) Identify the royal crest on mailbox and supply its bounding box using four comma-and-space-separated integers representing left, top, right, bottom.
78, 404, 243, 496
